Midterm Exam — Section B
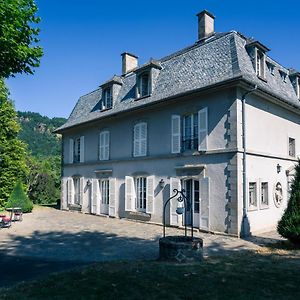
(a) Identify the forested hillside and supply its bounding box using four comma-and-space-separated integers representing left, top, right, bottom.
17, 111, 67, 205
18, 111, 66, 157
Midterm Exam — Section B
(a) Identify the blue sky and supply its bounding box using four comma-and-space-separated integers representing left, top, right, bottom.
6, 0, 300, 118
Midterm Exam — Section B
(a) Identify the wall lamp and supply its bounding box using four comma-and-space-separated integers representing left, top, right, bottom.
277, 164, 282, 174
87, 179, 92, 186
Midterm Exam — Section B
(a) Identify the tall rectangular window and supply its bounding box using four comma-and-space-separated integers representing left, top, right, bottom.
261, 182, 269, 207
138, 72, 150, 98
74, 138, 81, 163
289, 137, 296, 157
100, 180, 110, 205
73, 177, 80, 205
256, 50, 264, 78
99, 131, 110, 161
249, 182, 257, 209
136, 177, 147, 212
103, 87, 112, 109
183, 113, 198, 151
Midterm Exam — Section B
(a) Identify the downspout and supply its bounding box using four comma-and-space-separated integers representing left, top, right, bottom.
241, 85, 257, 237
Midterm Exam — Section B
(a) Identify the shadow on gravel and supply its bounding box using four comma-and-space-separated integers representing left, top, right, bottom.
0, 230, 158, 288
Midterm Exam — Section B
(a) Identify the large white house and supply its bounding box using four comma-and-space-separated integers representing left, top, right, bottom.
54, 10, 300, 237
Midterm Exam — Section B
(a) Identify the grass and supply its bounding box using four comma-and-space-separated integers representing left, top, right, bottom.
0, 249, 300, 300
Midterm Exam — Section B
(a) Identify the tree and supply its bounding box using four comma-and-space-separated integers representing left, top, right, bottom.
0, 0, 43, 78
0, 80, 29, 207
6, 181, 33, 213
278, 160, 300, 246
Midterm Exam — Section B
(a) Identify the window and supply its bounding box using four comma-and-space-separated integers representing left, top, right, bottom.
99, 131, 110, 161
279, 71, 287, 83
289, 137, 296, 157
133, 122, 147, 157
266, 62, 275, 76
297, 78, 300, 99
73, 177, 80, 205
102, 87, 112, 110
74, 138, 81, 163
100, 179, 109, 206
138, 72, 150, 98
136, 177, 147, 212
261, 182, 269, 207
256, 50, 265, 78
249, 182, 257, 209
183, 113, 198, 151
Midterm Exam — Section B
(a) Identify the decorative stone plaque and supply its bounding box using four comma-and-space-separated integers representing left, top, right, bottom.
274, 182, 283, 208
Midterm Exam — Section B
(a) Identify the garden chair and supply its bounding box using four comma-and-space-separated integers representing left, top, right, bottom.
13, 208, 23, 222
0, 214, 12, 228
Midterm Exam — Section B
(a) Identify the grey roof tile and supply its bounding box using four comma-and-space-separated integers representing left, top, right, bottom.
56, 31, 300, 132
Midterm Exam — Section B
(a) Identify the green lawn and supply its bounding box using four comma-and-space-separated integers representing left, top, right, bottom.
1, 248, 300, 300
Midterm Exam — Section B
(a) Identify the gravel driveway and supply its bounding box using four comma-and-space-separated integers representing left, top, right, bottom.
0, 206, 282, 287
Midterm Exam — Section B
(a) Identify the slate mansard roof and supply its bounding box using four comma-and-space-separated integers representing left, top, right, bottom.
56, 31, 300, 133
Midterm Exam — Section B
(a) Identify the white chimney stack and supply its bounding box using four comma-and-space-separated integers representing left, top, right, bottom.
121, 52, 138, 74
197, 10, 215, 40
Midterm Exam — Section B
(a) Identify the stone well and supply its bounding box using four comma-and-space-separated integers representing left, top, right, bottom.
159, 236, 203, 263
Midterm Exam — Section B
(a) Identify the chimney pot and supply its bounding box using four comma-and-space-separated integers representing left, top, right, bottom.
197, 10, 215, 40
121, 52, 138, 74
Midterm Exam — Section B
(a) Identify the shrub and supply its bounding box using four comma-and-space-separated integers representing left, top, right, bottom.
277, 160, 300, 246
5, 181, 33, 213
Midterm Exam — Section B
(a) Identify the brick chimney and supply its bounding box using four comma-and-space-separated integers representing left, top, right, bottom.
121, 52, 138, 74
197, 10, 215, 40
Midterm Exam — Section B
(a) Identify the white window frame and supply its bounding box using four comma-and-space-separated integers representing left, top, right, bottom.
260, 181, 269, 209
99, 130, 110, 161
182, 113, 198, 151
100, 179, 109, 206
256, 49, 265, 78
73, 177, 80, 205
74, 137, 81, 163
135, 176, 147, 212
133, 122, 147, 157
102, 87, 112, 110
248, 181, 258, 211
288, 137, 296, 157
138, 72, 150, 98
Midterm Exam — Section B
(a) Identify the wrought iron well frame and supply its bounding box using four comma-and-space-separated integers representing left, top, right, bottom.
163, 188, 194, 239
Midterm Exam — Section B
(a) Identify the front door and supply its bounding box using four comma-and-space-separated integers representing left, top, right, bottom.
183, 179, 200, 228
99, 179, 109, 215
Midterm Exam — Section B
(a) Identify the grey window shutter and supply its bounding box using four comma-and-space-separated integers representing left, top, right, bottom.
69, 139, 74, 164
169, 177, 181, 226
92, 179, 99, 214
146, 176, 155, 214
140, 123, 147, 156
105, 131, 110, 160
79, 177, 84, 205
171, 115, 181, 153
109, 178, 116, 217
200, 177, 210, 230
198, 108, 208, 151
133, 124, 140, 157
125, 176, 135, 211
80, 136, 85, 163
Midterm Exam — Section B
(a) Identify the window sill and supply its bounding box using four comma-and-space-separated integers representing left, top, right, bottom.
100, 107, 112, 112
259, 205, 269, 210
257, 75, 267, 83
135, 94, 151, 101
248, 206, 258, 212
129, 211, 151, 218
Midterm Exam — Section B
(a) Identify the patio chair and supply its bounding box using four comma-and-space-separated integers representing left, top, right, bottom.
14, 209, 23, 221
0, 214, 12, 228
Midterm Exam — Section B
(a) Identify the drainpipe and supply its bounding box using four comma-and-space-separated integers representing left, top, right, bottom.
241, 85, 257, 237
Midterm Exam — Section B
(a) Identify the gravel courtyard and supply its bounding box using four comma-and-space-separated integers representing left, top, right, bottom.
0, 206, 283, 287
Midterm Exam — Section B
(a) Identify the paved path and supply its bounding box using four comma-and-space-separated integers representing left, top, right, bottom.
0, 207, 282, 287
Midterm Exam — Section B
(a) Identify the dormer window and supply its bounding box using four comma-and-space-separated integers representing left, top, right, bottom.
297, 77, 300, 99
138, 72, 150, 98
279, 71, 287, 83
266, 62, 275, 76
102, 87, 112, 110
256, 50, 265, 78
